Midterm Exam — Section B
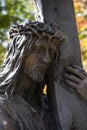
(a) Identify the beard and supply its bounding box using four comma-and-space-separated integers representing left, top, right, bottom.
24, 67, 46, 82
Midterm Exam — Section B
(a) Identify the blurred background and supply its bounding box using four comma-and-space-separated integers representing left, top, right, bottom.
0, 0, 87, 70
74, 0, 87, 70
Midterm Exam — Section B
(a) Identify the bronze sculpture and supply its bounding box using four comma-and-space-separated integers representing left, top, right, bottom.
0, 21, 64, 130
64, 64, 87, 101
34, 0, 87, 129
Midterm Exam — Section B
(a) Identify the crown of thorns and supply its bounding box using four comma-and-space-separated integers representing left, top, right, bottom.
9, 21, 65, 42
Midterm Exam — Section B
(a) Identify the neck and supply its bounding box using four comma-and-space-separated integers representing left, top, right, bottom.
14, 72, 36, 101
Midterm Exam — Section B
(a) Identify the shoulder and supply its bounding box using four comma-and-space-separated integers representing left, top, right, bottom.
0, 110, 19, 130
0, 99, 19, 130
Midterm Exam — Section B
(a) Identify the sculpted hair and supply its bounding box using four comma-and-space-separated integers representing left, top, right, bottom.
0, 21, 65, 95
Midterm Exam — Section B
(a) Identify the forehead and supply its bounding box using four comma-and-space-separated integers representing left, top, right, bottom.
34, 38, 57, 47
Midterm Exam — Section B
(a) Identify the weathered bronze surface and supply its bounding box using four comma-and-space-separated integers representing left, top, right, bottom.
0, 21, 64, 130
64, 65, 87, 101
34, 0, 87, 130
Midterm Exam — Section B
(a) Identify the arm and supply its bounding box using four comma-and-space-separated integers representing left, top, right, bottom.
64, 65, 87, 101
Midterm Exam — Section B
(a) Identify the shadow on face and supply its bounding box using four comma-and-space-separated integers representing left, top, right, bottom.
23, 38, 59, 82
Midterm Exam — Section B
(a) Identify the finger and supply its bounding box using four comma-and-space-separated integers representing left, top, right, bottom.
71, 65, 87, 77
65, 66, 86, 80
64, 79, 79, 90
71, 64, 84, 70
64, 73, 82, 84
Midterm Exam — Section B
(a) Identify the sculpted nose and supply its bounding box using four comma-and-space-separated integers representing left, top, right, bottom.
42, 50, 51, 64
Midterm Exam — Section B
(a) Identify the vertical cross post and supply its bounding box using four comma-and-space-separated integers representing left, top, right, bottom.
34, 0, 87, 129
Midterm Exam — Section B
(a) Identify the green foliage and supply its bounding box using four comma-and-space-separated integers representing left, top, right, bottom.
0, 44, 5, 67
0, 0, 34, 66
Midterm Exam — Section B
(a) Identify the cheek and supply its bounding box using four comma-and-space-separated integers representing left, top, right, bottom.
24, 54, 38, 69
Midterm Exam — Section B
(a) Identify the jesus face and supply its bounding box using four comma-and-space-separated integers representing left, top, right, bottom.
23, 38, 59, 82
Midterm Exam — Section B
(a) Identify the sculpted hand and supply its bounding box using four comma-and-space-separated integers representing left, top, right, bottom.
64, 65, 87, 101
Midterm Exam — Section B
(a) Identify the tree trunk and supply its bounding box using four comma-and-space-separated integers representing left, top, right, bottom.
34, 0, 87, 130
